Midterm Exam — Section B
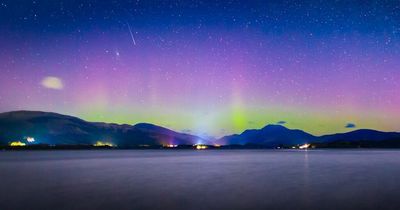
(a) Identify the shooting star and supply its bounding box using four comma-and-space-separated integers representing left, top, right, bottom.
127, 22, 136, 46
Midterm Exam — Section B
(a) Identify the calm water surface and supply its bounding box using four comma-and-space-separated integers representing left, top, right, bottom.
1, 150, 400, 210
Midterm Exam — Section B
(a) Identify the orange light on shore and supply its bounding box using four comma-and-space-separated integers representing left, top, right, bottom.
196, 145, 207, 150
94, 141, 115, 147
9, 141, 26, 146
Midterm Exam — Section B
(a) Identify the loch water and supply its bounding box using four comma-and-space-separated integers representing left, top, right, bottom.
1, 149, 400, 210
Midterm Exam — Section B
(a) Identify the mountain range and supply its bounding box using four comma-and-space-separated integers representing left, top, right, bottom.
0, 111, 206, 147
218, 124, 400, 148
1, 111, 400, 147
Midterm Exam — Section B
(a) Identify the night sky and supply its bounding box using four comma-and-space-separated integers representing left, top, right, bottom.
1, 0, 399, 137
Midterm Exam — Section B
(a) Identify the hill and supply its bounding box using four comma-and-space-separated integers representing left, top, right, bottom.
0, 111, 205, 147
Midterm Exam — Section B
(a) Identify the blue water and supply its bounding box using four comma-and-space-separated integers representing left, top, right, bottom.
1, 150, 400, 210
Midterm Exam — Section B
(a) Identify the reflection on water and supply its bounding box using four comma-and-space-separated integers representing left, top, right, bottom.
1, 150, 400, 210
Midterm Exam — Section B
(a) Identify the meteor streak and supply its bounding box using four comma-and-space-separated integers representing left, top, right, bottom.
127, 22, 136, 46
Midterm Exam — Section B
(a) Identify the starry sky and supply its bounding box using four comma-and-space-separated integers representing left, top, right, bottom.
1, 0, 400, 137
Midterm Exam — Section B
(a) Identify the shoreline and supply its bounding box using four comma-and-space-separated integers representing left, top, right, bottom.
2, 144, 400, 151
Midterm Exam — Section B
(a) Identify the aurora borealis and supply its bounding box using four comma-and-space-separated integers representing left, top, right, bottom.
0, 0, 399, 137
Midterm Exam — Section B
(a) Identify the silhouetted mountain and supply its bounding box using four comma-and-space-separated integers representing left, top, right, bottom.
218, 124, 317, 147
0, 111, 205, 146
219, 125, 400, 147
318, 129, 400, 142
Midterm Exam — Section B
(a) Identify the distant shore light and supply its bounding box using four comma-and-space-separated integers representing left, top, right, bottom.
165, 144, 178, 148
196, 145, 207, 150
9, 141, 26, 146
299, 143, 311, 149
26, 137, 35, 143
94, 141, 115, 147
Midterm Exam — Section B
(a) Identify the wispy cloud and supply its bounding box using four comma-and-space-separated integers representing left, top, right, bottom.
345, 123, 356, 128
41, 76, 64, 90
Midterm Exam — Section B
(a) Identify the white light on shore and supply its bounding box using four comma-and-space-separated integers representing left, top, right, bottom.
299, 143, 311, 149
26, 137, 35, 143
165, 144, 178, 148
